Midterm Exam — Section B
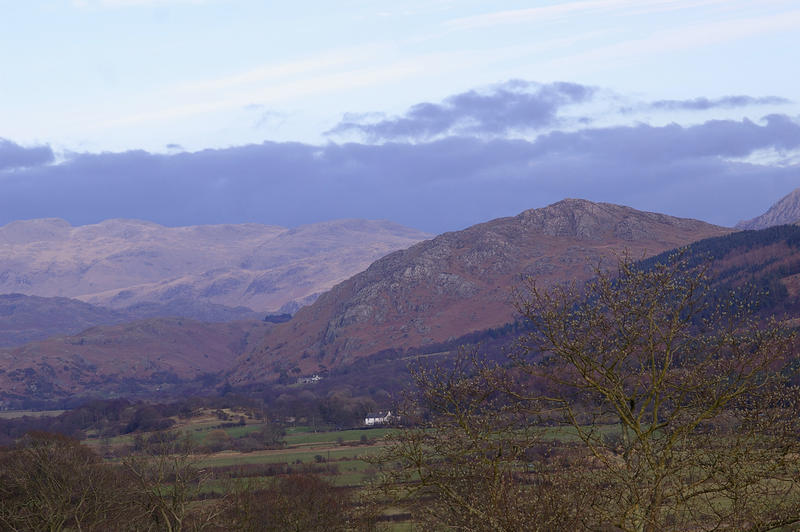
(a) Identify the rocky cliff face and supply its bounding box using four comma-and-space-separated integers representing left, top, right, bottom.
737, 187, 800, 230
231, 199, 730, 383
0, 218, 430, 314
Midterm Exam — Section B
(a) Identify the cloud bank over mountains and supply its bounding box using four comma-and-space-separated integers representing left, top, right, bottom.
0, 139, 54, 172
1, 81, 798, 233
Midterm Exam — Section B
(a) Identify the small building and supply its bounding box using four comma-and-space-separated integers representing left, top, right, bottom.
364, 411, 392, 426
297, 374, 322, 384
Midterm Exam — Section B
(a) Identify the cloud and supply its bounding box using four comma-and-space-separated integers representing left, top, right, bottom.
648, 95, 791, 111
445, 0, 734, 30
0, 139, 54, 172
1, 113, 798, 233
72, 0, 210, 8
328, 80, 596, 141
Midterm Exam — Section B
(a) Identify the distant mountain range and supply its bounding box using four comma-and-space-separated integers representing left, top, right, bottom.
0, 218, 430, 315
231, 199, 730, 384
6, 190, 800, 405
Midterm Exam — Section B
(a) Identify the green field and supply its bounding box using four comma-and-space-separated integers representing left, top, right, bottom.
0, 409, 66, 419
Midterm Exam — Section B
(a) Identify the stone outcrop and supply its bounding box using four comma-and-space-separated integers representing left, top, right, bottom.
232, 199, 730, 383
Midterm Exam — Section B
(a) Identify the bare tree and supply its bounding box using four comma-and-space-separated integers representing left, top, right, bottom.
381, 253, 800, 531
376, 354, 588, 531
121, 432, 222, 532
515, 253, 800, 531
0, 432, 131, 531
217, 473, 367, 531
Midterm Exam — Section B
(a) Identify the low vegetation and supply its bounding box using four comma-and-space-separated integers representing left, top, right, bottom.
3, 251, 800, 530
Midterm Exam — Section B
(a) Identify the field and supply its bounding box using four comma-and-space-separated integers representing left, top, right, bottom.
76, 407, 409, 527
0, 409, 65, 419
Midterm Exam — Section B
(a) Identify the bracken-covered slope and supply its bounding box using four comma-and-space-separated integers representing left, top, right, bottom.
231, 199, 730, 384
0, 318, 270, 403
737, 187, 800, 230
0, 218, 430, 314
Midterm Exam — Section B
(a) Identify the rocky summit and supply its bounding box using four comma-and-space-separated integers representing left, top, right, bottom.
737, 187, 800, 230
231, 199, 730, 384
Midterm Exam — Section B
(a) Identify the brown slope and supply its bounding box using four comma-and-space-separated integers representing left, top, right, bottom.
0, 293, 262, 348
736, 187, 800, 230
231, 199, 731, 384
0, 218, 430, 313
0, 293, 128, 347
0, 318, 270, 401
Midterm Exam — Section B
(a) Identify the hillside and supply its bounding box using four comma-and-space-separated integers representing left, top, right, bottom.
0, 318, 270, 405
0, 218, 430, 314
231, 199, 730, 384
644, 224, 800, 318
737, 187, 800, 230
0, 293, 261, 348
0, 294, 127, 347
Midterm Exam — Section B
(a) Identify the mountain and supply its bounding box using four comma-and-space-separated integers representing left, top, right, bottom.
0, 218, 430, 314
0, 318, 270, 405
0, 293, 261, 348
231, 199, 730, 384
0, 294, 127, 347
737, 187, 800, 230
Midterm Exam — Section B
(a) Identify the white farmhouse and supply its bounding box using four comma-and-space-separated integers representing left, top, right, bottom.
364, 410, 392, 426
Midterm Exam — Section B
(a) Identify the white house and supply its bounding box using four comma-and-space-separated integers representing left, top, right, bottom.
364, 410, 392, 426
297, 374, 322, 384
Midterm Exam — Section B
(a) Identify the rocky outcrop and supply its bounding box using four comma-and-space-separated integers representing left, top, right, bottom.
231, 199, 730, 383
737, 187, 800, 230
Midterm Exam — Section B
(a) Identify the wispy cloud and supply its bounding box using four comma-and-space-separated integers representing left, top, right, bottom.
82, 48, 480, 132
618, 95, 793, 115
543, 9, 800, 71
328, 81, 597, 141
445, 0, 732, 30
170, 47, 382, 94
72, 0, 212, 8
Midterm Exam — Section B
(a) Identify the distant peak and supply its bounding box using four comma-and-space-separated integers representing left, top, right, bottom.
737, 187, 800, 230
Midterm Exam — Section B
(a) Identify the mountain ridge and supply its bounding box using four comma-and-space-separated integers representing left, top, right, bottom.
0, 217, 430, 314
231, 199, 731, 384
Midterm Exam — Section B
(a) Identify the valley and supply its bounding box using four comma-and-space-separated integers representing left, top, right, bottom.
4, 191, 800, 530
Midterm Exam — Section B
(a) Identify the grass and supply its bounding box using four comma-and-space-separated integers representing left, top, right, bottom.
285, 427, 395, 445
0, 409, 65, 419
200, 445, 385, 468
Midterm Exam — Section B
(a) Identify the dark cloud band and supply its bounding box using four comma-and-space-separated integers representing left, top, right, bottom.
1, 114, 798, 233
0, 139, 54, 171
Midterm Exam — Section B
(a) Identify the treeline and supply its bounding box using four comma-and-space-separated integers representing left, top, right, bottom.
0, 386, 389, 446
0, 431, 378, 531
643, 223, 800, 317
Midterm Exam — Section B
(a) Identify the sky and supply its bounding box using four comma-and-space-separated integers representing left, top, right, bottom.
1, 0, 799, 233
